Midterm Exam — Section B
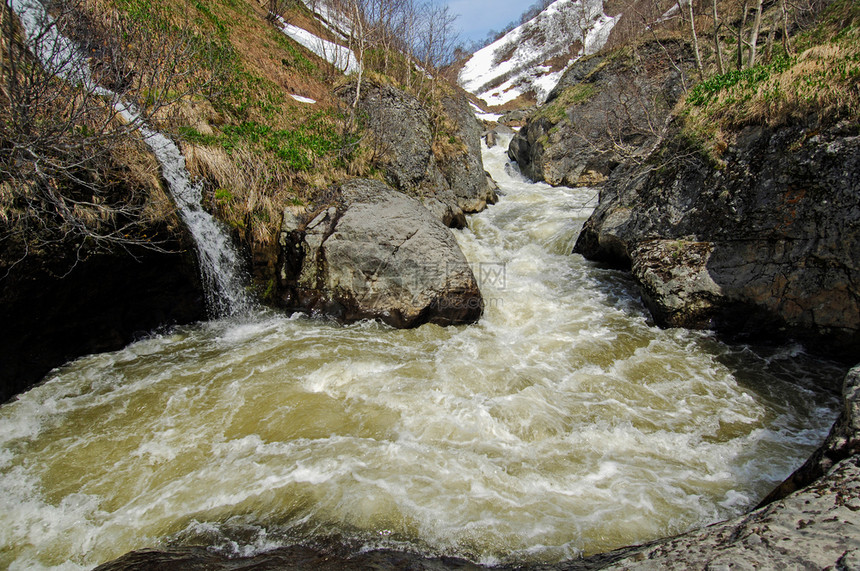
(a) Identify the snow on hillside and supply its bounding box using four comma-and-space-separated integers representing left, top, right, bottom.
459, 0, 618, 107
275, 16, 360, 75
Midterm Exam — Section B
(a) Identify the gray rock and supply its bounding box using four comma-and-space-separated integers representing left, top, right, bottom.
421, 190, 467, 229
438, 94, 498, 213
574, 121, 860, 355
509, 41, 693, 187
278, 179, 482, 328
336, 82, 496, 223
631, 239, 724, 329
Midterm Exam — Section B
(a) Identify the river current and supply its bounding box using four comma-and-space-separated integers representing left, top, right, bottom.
0, 136, 844, 569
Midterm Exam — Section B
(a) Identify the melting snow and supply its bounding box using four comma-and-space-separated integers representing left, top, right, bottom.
459, 0, 618, 107
276, 17, 360, 75
290, 94, 317, 104
470, 103, 503, 122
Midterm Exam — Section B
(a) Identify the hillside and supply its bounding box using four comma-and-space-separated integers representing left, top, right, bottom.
0, 0, 491, 397
457, 0, 619, 108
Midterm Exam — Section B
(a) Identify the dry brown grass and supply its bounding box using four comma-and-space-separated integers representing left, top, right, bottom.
685, 36, 860, 151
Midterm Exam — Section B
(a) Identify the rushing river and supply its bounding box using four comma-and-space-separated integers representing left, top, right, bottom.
0, 136, 845, 569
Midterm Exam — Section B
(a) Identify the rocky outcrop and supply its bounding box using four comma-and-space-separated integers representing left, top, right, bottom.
94, 545, 484, 571
574, 120, 860, 355
508, 41, 692, 187
0, 237, 205, 403
337, 82, 497, 226
278, 178, 483, 328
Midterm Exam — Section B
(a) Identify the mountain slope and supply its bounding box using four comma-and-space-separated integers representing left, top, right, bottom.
458, 0, 618, 108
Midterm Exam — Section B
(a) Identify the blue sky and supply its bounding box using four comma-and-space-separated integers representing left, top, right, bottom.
442, 0, 529, 46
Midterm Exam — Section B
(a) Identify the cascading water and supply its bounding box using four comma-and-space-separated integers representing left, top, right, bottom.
8, 0, 250, 316
0, 132, 845, 569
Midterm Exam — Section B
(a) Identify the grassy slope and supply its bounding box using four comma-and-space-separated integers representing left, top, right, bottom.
680, 0, 860, 154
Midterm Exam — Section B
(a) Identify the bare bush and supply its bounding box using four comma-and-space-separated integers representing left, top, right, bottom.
0, 0, 208, 258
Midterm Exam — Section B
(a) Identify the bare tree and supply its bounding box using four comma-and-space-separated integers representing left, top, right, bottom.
1, 0, 205, 256
712, 0, 725, 73
737, 0, 749, 69
780, 0, 793, 56
679, 0, 703, 75
747, 0, 764, 66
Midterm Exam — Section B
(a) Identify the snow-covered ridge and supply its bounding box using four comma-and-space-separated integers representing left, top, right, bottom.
459, 0, 618, 107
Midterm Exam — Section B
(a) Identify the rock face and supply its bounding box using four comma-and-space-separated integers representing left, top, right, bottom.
278, 179, 483, 328
0, 238, 205, 403
508, 40, 692, 187
337, 82, 497, 226
574, 120, 860, 355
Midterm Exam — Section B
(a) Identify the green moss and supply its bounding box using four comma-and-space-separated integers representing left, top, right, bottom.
537, 83, 597, 123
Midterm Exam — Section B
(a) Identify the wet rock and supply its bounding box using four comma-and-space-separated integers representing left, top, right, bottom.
421, 190, 467, 229
0, 234, 205, 403
278, 179, 482, 328
575, 121, 860, 355
631, 240, 723, 329
439, 93, 498, 213
93, 545, 486, 571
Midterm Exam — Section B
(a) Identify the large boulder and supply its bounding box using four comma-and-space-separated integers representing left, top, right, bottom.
337, 82, 497, 225
508, 40, 692, 187
574, 120, 860, 355
278, 179, 483, 328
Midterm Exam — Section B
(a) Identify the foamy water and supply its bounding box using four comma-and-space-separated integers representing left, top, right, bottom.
0, 136, 844, 569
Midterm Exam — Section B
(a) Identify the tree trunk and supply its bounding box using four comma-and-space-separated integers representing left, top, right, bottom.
685, 0, 703, 76
781, 0, 793, 55
748, 0, 764, 67
765, 12, 778, 61
712, 0, 724, 74
350, 0, 364, 129
737, 0, 749, 69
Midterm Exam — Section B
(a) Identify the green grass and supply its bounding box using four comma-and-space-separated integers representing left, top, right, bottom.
536, 83, 597, 123
181, 113, 347, 172
686, 55, 795, 107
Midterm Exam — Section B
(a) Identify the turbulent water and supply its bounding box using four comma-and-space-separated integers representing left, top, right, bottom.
0, 136, 845, 570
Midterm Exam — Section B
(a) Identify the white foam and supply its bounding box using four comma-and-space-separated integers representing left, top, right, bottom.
0, 89, 842, 568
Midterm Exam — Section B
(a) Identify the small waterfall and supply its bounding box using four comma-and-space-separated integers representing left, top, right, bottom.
9, 0, 251, 316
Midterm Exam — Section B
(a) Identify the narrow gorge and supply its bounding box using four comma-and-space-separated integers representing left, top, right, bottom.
1, 0, 858, 569
0, 134, 852, 570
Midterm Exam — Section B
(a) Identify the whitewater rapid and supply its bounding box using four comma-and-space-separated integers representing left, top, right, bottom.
0, 136, 843, 570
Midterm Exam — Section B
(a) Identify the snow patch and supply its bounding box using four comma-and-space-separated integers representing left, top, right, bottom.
290, 94, 317, 104
459, 0, 619, 107
298, 0, 353, 39
470, 103, 502, 122
276, 18, 360, 75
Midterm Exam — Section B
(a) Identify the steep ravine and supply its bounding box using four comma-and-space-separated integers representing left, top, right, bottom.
77, 138, 856, 571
